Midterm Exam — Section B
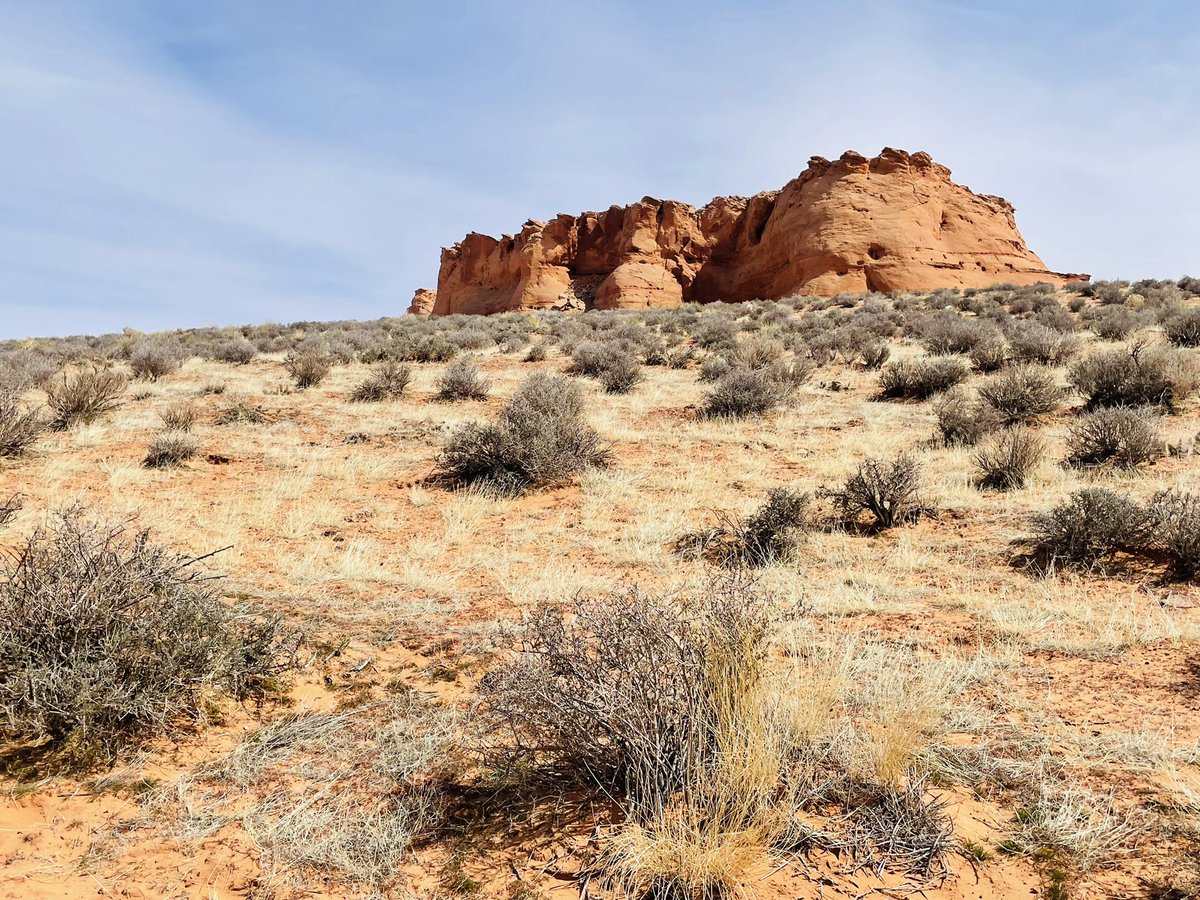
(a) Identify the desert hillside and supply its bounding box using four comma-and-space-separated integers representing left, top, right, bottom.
2, 278, 1199, 899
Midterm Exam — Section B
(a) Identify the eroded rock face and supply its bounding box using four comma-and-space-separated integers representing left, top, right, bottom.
406, 288, 437, 316
430, 149, 1086, 316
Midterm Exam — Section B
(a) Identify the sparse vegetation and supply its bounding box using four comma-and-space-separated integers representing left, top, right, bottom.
0, 509, 295, 770
44, 365, 128, 429
284, 349, 333, 389
130, 337, 186, 381
350, 360, 411, 402
1069, 343, 1197, 410
436, 356, 490, 402
821, 454, 925, 528
676, 488, 811, 567
438, 373, 609, 493
973, 427, 1045, 490
158, 400, 198, 431
878, 357, 970, 400
143, 431, 198, 468
701, 362, 808, 418
0, 392, 44, 458
1022, 489, 1153, 570
976, 365, 1065, 424
1065, 408, 1162, 470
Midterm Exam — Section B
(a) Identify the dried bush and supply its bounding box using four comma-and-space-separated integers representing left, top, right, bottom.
1068, 344, 1198, 410
598, 353, 643, 394
0, 509, 295, 770
0, 392, 44, 458
143, 431, 198, 468
1084, 306, 1142, 341
438, 373, 609, 493
731, 336, 785, 369
391, 334, 458, 363
480, 579, 771, 821
568, 341, 621, 377
523, 342, 547, 363
878, 357, 970, 400
1022, 489, 1152, 570
1148, 490, 1200, 578
934, 391, 999, 446
919, 314, 989, 355
968, 333, 1010, 372
821, 454, 924, 529
1164, 309, 1200, 347
701, 363, 807, 418
211, 338, 257, 365
676, 488, 811, 567
159, 400, 198, 431
857, 339, 891, 369
45, 366, 128, 429
350, 360, 411, 402
1065, 409, 1162, 470
129, 338, 185, 381
283, 349, 332, 389
972, 427, 1044, 491
699, 356, 732, 383
0, 494, 20, 529
976, 365, 1065, 424
0, 350, 59, 394
1006, 321, 1080, 366
215, 400, 269, 425
435, 356, 490, 402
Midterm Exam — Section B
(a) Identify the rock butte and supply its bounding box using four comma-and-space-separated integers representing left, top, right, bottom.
408, 148, 1086, 317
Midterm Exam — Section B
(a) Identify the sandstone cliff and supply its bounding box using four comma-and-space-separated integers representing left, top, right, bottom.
429, 149, 1084, 316
406, 288, 436, 316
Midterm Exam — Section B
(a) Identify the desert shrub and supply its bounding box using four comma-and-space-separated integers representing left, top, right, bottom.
676, 488, 811, 567
1065, 409, 1162, 470
857, 339, 891, 369
1179, 276, 1200, 295
1083, 306, 1142, 341
283, 349, 332, 389
130, 338, 185, 381
568, 341, 619, 377
143, 431, 198, 468
731, 336, 785, 369
919, 313, 988, 355
877, 357, 970, 400
972, 427, 1044, 490
391, 334, 458, 363
1006, 321, 1080, 366
1022, 489, 1152, 570
701, 363, 807, 418
523, 342, 547, 363
699, 356, 732, 383
976, 365, 1065, 424
821, 454, 924, 529
435, 356, 490, 402
45, 366, 128, 429
597, 353, 643, 394
968, 332, 1010, 372
1164, 309, 1200, 347
216, 400, 269, 425
1068, 344, 1198, 410
446, 326, 493, 351
934, 391, 999, 446
438, 373, 609, 493
159, 400, 198, 431
0, 393, 44, 458
693, 317, 738, 350
480, 578, 775, 829
0, 350, 59, 393
350, 360, 411, 402
211, 338, 257, 365
0, 494, 20, 529
0, 509, 295, 770
1148, 491, 1200, 578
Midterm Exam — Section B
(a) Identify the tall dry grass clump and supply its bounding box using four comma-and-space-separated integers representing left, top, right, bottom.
45, 365, 128, 429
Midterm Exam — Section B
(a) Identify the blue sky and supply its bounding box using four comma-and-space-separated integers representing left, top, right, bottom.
1, 1, 1198, 338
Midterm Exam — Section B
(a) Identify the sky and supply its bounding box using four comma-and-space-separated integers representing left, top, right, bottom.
1, 1, 1198, 339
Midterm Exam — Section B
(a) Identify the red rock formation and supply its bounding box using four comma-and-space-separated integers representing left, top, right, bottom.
406, 288, 436, 316
430, 149, 1085, 316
